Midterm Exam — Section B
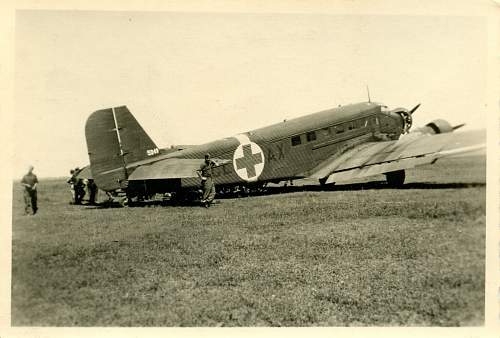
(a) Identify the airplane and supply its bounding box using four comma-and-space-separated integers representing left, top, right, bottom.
81, 101, 485, 205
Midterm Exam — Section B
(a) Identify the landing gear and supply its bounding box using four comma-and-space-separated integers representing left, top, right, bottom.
319, 177, 335, 189
118, 196, 129, 207
385, 170, 405, 188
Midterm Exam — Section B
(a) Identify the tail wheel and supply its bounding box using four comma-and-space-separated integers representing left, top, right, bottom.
385, 170, 405, 188
119, 196, 129, 207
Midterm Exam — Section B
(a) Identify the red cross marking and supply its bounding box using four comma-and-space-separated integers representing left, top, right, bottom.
235, 144, 263, 178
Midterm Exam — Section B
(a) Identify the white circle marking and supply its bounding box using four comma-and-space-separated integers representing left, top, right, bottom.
232, 135, 265, 182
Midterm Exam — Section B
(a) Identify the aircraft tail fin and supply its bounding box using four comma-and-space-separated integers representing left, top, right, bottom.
85, 106, 160, 191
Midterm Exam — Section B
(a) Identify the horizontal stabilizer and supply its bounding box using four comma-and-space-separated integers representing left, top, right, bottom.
128, 158, 231, 180
75, 165, 93, 180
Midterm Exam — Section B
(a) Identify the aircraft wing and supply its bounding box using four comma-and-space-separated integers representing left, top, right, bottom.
128, 158, 231, 180
307, 129, 485, 183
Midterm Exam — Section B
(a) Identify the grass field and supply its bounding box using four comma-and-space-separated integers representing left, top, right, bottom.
11, 156, 486, 326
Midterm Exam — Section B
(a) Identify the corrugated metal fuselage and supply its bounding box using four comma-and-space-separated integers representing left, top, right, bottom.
129, 102, 402, 190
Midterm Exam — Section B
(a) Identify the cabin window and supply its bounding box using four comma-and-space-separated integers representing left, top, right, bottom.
357, 119, 366, 128
336, 125, 345, 134
321, 127, 330, 137
291, 135, 302, 146
348, 122, 355, 130
306, 131, 317, 142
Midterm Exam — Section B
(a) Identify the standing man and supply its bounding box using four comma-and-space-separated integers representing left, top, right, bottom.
74, 177, 86, 205
67, 167, 85, 205
21, 165, 38, 215
198, 153, 216, 208
87, 179, 98, 205
67, 169, 77, 204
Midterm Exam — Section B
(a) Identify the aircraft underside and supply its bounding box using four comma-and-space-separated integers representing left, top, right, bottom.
104, 170, 407, 207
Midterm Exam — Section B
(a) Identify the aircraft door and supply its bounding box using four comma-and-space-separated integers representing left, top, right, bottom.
311, 127, 339, 165
287, 133, 317, 174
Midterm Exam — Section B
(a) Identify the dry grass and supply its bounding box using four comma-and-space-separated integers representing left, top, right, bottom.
11, 156, 485, 326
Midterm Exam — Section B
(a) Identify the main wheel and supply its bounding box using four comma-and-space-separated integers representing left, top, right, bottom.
319, 177, 335, 189
385, 170, 405, 188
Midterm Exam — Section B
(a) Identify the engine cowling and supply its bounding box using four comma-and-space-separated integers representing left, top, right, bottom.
425, 119, 454, 134
387, 107, 413, 134
410, 119, 454, 135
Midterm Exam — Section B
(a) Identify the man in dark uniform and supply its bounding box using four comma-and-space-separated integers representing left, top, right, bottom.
198, 153, 216, 208
74, 177, 86, 205
87, 179, 98, 205
21, 165, 38, 215
67, 167, 86, 204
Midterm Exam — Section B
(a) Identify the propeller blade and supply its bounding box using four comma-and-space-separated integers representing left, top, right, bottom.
409, 103, 420, 115
452, 123, 465, 130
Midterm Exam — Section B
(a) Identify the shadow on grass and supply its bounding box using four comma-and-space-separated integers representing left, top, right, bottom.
230, 181, 486, 195
317, 181, 486, 191
83, 181, 486, 209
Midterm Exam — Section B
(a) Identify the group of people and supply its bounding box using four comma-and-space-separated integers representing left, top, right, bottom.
20, 155, 217, 215
20, 165, 99, 215
67, 168, 98, 205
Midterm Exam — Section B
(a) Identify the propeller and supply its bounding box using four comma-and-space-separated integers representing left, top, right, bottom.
387, 103, 420, 134
409, 103, 420, 115
401, 103, 420, 133
452, 123, 465, 131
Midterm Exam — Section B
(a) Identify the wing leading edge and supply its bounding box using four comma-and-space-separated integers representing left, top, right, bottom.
307, 129, 485, 183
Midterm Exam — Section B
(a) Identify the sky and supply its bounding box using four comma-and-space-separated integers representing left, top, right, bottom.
13, 11, 488, 178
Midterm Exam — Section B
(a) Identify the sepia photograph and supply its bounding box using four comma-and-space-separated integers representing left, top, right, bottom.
2, 0, 498, 334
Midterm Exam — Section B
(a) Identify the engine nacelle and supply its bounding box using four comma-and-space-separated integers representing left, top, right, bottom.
426, 119, 454, 133
392, 108, 413, 133
378, 107, 412, 137
412, 119, 454, 135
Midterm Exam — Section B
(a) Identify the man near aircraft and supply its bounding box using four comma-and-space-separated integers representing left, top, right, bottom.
21, 165, 38, 215
67, 169, 76, 203
67, 167, 86, 204
198, 153, 216, 208
87, 178, 98, 205
74, 177, 86, 204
